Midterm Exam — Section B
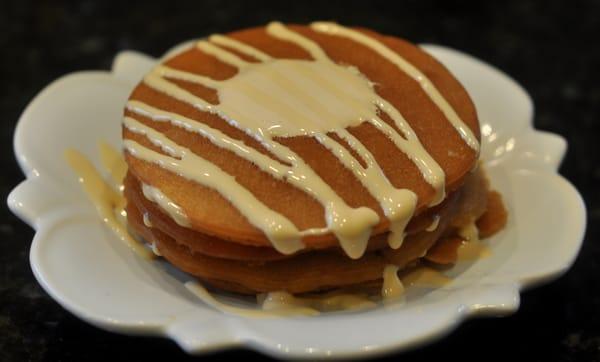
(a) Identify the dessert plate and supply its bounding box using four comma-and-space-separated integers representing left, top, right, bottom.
7, 44, 586, 359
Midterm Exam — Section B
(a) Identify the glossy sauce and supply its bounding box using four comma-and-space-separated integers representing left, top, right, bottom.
141, 183, 191, 227
261, 291, 376, 313
124, 21, 480, 258
382, 264, 405, 300
426, 214, 440, 232
66, 21, 491, 317
65, 147, 153, 259
65, 145, 483, 318
457, 220, 490, 261
401, 266, 452, 288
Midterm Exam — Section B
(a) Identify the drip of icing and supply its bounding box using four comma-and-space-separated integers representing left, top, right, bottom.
387, 214, 411, 250
426, 214, 441, 232
65, 148, 153, 259
156, 65, 221, 88
310, 21, 480, 152
457, 220, 491, 260
185, 265, 450, 318
98, 141, 128, 193
266, 22, 330, 60
66, 144, 459, 318
260, 291, 376, 313
127, 104, 380, 258
209, 34, 273, 61
123, 117, 305, 255
369, 98, 446, 206
402, 266, 452, 288
197, 40, 250, 69
141, 183, 191, 227
315, 130, 417, 249
459, 220, 479, 242
127, 21, 477, 258
142, 212, 153, 227
124, 103, 376, 257
150, 242, 162, 256
185, 281, 320, 317
381, 265, 405, 300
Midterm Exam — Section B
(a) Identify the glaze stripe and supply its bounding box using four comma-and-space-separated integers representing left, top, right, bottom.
123, 116, 306, 254
124, 22, 477, 257
311, 21, 480, 151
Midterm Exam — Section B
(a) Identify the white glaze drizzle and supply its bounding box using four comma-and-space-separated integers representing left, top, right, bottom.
150, 242, 162, 256
209, 34, 273, 61
141, 183, 191, 227
126, 21, 479, 258
98, 141, 127, 193
123, 110, 376, 257
197, 40, 250, 69
426, 214, 441, 232
260, 291, 376, 313
142, 212, 153, 227
402, 266, 452, 288
266, 22, 330, 60
155, 65, 221, 88
266, 22, 446, 205
310, 21, 480, 152
381, 264, 405, 300
459, 220, 479, 242
456, 220, 491, 260
185, 281, 320, 317
65, 148, 153, 259
123, 117, 305, 255
65, 146, 463, 317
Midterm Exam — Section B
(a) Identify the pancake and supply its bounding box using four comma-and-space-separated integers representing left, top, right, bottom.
121, 21, 506, 294
126, 166, 493, 294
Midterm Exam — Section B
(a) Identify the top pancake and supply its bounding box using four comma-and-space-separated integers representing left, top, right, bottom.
123, 23, 480, 247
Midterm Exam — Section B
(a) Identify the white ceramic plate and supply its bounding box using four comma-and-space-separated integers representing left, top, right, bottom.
7, 45, 586, 359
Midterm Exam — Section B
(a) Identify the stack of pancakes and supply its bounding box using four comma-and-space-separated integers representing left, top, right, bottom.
122, 23, 506, 294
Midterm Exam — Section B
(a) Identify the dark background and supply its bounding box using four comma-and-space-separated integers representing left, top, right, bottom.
1, 1, 598, 361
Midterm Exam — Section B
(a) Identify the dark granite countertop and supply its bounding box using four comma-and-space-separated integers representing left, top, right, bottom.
1, 1, 598, 361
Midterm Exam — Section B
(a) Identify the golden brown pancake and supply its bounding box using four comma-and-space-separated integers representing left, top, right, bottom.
126, 167, 499, 294
121, 22, 506, 294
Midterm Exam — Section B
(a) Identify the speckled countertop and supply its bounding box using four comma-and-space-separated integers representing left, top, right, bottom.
1, 1, 598, 361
